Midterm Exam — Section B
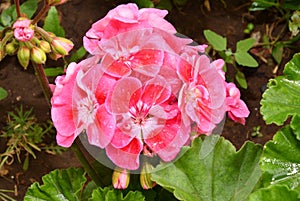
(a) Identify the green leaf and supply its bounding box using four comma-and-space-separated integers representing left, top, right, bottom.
0, 87, 8, 100
69, 47, 87, 63
24, 168, 86, 201
156, 0, 173, 11
291, 115, 300, 141
89, 187, 145, 201
272, 43, 284, 64
133, 0, 155, 8
249, 0, 277, 11
260, 126, 300, 193
44, 67, 64, 77
81, 181, 98, 201
234, 52, 259, 67
204, 30, 227, 51
152, 136, 262, 201
282, 0, 300, 10
248, 185, 300, 201
43, 6, 65, 37
0, 6, 14, 26
15, 0, 38, 19
261, 53, 300, 125
236, 38, 256, 52
235, 70, 248, 89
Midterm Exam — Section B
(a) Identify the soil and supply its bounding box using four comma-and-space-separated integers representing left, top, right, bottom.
0, 0, 299, 200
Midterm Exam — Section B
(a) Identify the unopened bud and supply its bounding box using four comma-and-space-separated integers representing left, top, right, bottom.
51, 37, 73, 56
39, 40, 51, 53
30, 46, 46, 64
5, 41, 19, 55
17, 46, 30, 69
112, 167, 130, 189
140, 162, 156, 190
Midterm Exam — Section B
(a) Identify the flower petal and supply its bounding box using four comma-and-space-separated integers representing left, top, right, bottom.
106, 77, 142, 114
106, 138, 143, 170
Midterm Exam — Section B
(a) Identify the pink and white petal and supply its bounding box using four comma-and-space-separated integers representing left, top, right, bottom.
229, 100, 250, 118
131, 49, 164, 77
86, 105, 116, 148
106, 138, 143, 170
106, 77, 142, 114
51, 62, 80, 140
144, 117, 180, 153
83, 36, 102, 55
198, 55, 226, 109
95, 73, 118, 105
56, 133, 76, 148
107, 61, 132, 78
141, 76, 171, 106
228, 112, 246, 125
211, 59, 225, 80
149, 118, 190, 161
176, 57, 193, 82
139, 8, 177, 33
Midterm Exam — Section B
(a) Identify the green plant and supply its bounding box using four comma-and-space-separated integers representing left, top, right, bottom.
24, 51, 300, 201
0, 189, 16, 201
251, 126, 263, 137
0, 106, 53, 171
131, 0, 188, 11
249, 0, 300, 69
0, 87, 8, 100
204, 29, 259, 88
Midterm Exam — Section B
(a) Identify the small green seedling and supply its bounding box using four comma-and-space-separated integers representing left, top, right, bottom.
204, 29, 259, 89
251, 126, 263, 137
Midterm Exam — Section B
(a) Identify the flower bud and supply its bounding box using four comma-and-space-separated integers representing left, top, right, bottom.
13, 18, 34, 42
39, 40, 51, 53
5, 41, 19, 55
17, 46, 30, 69
46, 0, 68, 6
30, 46, 46, 64
112, 167, 130, 189
51, 37, 73, 56
140, 162, 156, 190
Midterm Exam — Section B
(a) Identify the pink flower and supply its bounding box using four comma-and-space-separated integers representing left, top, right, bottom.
225, 82, 250, 125
178, 54, 226, 134
83, 3, 177, 54
210, 58, 250, 125
105, 76, 189, 170
51, 56, 117, 147
99, 28, 190, 78
13, 18, 34, 42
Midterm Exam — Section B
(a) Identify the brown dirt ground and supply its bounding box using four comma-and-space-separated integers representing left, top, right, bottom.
0, 0, 298, 199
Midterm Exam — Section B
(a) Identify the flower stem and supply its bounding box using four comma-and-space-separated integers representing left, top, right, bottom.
14, 0, 21, 18
32, 63, 52, 106
31, 1, 50, 25
71, 139, 104, 187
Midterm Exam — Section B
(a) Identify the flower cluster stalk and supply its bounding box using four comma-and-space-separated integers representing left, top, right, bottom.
14, 0, 21, 18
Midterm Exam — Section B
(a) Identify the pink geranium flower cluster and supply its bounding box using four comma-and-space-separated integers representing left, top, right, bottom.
51, 3, 249, 170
